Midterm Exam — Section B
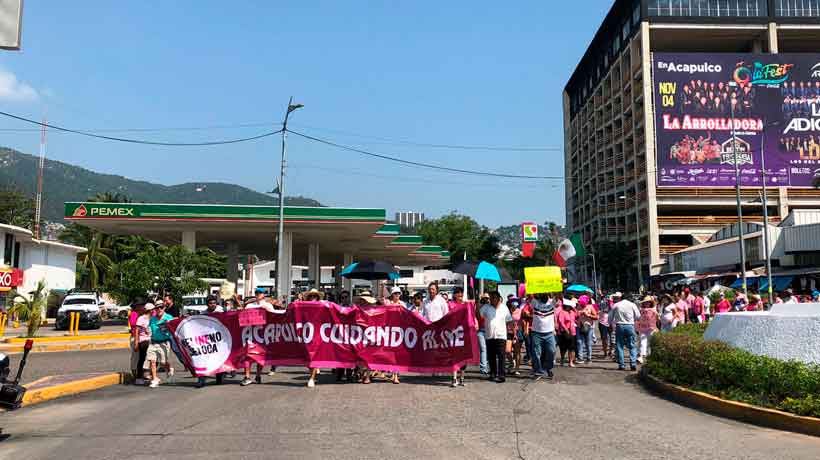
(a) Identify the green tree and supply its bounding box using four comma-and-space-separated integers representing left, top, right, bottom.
416, 213, 500, 263
78, 232, 115, 290
0, 187, 36, 229
9, 280, 48, 337
593, 241, 634, 290
104, 245, 208, 304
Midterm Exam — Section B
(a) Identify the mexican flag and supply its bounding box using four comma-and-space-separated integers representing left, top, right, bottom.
552, 233, 585, 267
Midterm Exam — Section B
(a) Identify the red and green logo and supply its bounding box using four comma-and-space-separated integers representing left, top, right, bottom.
72, 204, 87, 217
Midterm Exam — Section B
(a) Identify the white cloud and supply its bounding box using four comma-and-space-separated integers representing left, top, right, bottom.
0, 68, 38, 102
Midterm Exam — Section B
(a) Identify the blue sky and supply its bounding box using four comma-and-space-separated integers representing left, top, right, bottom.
0, 1, 610, 228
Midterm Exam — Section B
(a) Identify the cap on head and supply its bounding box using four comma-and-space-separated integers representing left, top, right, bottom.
144, 302, 156, 311
255, 287, 266, 295
612, 292, 623, 299
390, 287, 402, 295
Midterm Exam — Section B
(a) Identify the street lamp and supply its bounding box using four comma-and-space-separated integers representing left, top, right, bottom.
276, 97, 303, 302
728, 81, 748, 298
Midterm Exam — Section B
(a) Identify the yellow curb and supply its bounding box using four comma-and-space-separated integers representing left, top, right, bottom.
0, 341, 130, 354
22, 372, 129, 407
3, 332, 130, 343
640, 371, 820, 438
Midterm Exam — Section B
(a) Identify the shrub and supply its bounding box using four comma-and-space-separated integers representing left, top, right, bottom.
646, 330, 820, 418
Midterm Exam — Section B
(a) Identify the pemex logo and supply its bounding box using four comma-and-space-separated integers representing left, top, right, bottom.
521, 222, 539, 242
72, 204, 87, 217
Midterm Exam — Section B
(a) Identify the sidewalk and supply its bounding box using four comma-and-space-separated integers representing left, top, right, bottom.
0, 324, 130, 353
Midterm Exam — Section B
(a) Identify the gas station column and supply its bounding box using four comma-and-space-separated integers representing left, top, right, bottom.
342, 253, 353, 293
308, 243, 320, 289
182, 231, 196, 252
276, 231, 293, 303
226, 242, 239, 286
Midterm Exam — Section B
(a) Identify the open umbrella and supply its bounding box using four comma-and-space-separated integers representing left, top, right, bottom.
566, 284, 593, 293
340, 260, 399, 281
452, 260, 501, 282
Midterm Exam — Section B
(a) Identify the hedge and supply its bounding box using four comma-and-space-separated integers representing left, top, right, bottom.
645, 325, 820, 418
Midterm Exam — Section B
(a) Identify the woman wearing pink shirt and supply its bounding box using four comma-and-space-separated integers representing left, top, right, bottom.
555, 298, 578, 367
636, 297, 659, 364
673, 292, 688, 325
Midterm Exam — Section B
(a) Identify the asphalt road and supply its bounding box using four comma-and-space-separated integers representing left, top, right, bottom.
6, 349, 136, 384
2, 351, 820, 459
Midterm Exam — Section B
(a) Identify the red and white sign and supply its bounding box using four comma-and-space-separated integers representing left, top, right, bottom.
0, 269, 23, 292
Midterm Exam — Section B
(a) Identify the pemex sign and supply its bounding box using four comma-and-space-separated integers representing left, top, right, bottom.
68, 203, 136, 218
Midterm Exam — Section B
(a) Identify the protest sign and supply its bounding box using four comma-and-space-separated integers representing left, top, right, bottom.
524, 266, 563, 294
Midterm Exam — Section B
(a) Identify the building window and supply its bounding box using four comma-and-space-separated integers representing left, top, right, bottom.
612, 35, 621, 56
622, 21, 631, 43
647, 0, 767, 17
776, 0, 820, 16
633, 1, 642, 25
12, 242, 20, 268
301, 269, 309, 279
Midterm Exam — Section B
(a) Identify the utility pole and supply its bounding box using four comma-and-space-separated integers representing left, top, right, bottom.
729, 83, 748, 298
276, 97, 304, 303
759, 122, 774, 304
34, 114, 46, 239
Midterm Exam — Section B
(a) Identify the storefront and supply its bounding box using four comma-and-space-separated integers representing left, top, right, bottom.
0, 223, 85, 309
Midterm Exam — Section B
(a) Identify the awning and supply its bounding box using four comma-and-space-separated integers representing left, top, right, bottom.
758, 276, 794, 292
730, 277, 759, 289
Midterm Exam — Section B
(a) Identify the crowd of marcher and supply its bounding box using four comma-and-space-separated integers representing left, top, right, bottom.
127, 282, 820, 390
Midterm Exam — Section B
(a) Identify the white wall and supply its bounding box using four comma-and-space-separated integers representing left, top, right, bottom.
19, 241, 80, 294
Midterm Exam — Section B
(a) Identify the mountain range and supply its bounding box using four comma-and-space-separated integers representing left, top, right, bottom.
0, 147, 322, 223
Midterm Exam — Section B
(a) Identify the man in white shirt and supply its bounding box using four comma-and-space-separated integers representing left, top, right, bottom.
421, 282, 449, 322
608, 292, 641, 371
530, 294, 556, 379
479, 291, 512, 383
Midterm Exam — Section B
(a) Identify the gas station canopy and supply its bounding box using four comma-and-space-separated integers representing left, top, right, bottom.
64, 202, 448, 266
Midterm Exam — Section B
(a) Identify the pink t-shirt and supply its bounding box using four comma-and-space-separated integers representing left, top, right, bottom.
128, 310, 139, 329
636, 307, 659, 334
555, 307, 578, 336
675, 300, 688, 323
135, 315, 152, 343
715, 299, 732, 313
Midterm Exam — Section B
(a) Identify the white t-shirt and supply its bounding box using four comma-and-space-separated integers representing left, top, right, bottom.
480, 302, 512, 340
245, 299, 279, 313
421, 294, 449, 322
702, 296, 711, 314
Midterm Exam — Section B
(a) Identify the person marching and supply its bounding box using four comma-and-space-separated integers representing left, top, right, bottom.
304, 288, 328, 388
480, 291, 513, 383
636, 296, 659, 364
608, 292, 640, 371
144, 302, 175, 388
530, 294, 556, 379
240, 288, 279, 386
555, 297, 578, 367
196, 296, 226, 388
447, 287, 469, 387
384, 287, 407, 384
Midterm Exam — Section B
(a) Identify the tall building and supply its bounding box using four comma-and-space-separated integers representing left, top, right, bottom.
564, 0, 820, 290
395, 211, 425, 229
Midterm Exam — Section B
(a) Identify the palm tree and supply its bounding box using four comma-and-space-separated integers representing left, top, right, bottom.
79, 232, 114, 290
9, 280, 48, 337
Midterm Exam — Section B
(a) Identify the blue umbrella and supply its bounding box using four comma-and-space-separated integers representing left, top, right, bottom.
339, 262, 358, 276
566, 284, 593, 293
474, 261, 501, 282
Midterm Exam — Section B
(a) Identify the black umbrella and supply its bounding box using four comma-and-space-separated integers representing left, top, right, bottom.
340, 260, 399, 281
451, 261, 480, 277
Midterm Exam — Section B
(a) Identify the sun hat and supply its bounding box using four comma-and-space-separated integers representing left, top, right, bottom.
390, 287, 402, 295
143, 302, 156, 310
356, 290, 377, 305
641, 296, 655, 304
562, 298, 577, 308
305, 288, 324, 300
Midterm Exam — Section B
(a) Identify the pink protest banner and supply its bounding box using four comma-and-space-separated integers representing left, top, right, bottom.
166, 301, 479, 376
238, 308, 267, 326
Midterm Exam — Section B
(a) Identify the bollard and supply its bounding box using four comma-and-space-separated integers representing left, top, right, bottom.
12, 312, 19, 329
0, 313, 6, 337
70, 312, 79, 336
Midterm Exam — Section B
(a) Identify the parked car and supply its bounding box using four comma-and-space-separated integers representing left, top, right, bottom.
55, 292, 103, 330
104, 304, 132, 320
181, 295, 208, 315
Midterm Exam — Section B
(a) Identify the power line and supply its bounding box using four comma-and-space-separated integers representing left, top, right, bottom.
291, 122, 562, 152
0, 121, 278, 133
0, 111, 281, 146
289, 163, 559, 189
287, 129, 565, 180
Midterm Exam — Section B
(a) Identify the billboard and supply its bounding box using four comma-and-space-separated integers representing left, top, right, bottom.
652, 53, 820, 187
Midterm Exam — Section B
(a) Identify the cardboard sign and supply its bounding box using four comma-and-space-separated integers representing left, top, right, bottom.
238, 308, 267, 326
524, 266, 563, 294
